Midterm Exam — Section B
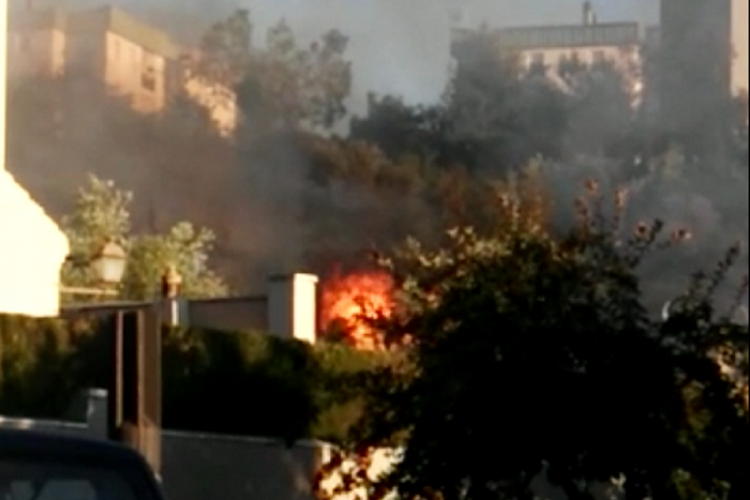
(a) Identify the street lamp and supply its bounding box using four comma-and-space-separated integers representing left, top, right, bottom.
91, 240, 128, 287
61, 239, 127, 296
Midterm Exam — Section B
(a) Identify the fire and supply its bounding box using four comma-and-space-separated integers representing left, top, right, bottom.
320, 270, 394, 349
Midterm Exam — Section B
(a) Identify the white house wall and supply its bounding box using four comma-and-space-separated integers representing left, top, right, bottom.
0, 0, 69, 317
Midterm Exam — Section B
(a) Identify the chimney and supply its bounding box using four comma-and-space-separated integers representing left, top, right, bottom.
583, 1, 596, 26
267, 273, 319, 343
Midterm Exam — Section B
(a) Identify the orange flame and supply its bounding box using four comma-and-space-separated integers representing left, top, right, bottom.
320, 270, 394, 349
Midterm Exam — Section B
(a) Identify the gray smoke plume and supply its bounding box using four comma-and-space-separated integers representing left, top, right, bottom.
9, 0, 745, 306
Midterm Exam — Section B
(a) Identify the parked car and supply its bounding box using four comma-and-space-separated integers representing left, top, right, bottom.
0, 428, 165, 499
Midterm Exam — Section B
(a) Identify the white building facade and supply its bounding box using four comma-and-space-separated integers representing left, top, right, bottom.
0, 0, 69, 317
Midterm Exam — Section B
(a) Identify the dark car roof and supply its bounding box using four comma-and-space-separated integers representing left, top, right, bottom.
0, 429, 165, 499
0, 428, 144, 464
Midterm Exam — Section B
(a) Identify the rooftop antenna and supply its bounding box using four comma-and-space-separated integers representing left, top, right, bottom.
583, 1, 596, 26
637, 0, 654, 36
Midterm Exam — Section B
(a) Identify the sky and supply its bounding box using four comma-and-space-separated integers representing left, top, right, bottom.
47, 0, 661, 113
242, 0, 659, 112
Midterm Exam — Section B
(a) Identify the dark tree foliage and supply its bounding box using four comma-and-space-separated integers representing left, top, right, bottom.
315, 184, 748, 500
350, 33, 642, 176
350, 94, 471, 168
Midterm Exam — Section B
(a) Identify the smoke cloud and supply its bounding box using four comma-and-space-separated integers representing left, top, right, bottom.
8, 0, 746, 308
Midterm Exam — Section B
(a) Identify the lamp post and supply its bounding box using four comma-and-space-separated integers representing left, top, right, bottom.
91, 240, 128, 288
161, 265, 183, 328
60, 243, 171, 476
61, 239, 128, 297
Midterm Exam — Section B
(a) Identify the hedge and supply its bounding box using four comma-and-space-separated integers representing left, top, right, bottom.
0, 313, 390, 443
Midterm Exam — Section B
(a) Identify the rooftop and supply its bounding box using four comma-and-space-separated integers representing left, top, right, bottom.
0, 427, 141, 463
452, 22, 641, 52
10, 5, 183, 60
9, 7, 67, 32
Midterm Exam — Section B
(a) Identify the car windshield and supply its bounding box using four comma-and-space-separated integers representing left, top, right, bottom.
0, 459, 156, 500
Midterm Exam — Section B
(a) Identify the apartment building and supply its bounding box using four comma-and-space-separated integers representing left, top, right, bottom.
7, 7, 66, 78
731, 0, 748, 100
8, 5, 237, 134
660, 0, 749, 136
65, 5, 179, 113
451, 2, 642, 96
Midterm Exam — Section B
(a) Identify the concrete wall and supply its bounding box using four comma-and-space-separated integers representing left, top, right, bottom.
187, 273, 318, 341
61, 273, 319, 342
269, 274, 319, 344
0, 389, 326, 500
187, 296, 268, 332
0, 389, 631, 500
0, 390, 619, 500
161, 431, 322, 500
0, 0, 69, 318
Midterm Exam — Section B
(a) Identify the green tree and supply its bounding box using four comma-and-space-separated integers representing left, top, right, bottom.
349, 94, 470, 168
194, 8, 254, 89
559, 57, 638, 158
316, 182, 748, 500
254, 20, 351, 130
442, 31, 569, 173
300, 135, 529, 272
353, 32, 630, 174
194, 10, 352, 132
7, 71, 244, 292
61, 175, 228, 301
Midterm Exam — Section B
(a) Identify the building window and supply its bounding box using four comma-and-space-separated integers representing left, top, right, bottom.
593, 50, 606, 65
532, 52, 545, 66
142, 69, 157, 91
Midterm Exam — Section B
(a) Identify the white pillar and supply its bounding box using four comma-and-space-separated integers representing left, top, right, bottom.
267, 273, 318, 343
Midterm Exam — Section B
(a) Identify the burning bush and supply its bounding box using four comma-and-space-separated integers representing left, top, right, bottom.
319, 269, 394, 350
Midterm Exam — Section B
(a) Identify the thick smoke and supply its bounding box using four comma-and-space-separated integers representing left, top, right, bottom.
8, 0, 747, 306
27, 0, 658, 112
